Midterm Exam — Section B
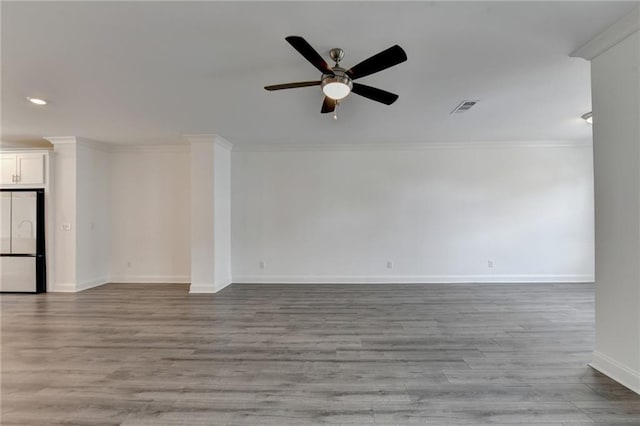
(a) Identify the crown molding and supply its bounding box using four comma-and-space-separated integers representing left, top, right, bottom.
0, 139, 53, 150
233, 140, 592, 152
0, 146, 52, 153
41, 139, 589, 154
44, 136, 78, 145
44, 136, 111, 153
214, 135, 234, 151
184, 133, 234, 151
571, 6, 639, 60
109, 144, 190, 153
44, 137, 189, 153
77, 139, 111, 153
184, 134, 215, 144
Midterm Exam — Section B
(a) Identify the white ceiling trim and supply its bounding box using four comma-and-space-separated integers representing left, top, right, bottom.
233, 140, 593, 152
78, 139, 112, 153
42, 139, 592, 154
571, 6, 639, 60
214, 136, 234, 151
44, 136, 78, 145
109, 144, 190, 154
184, 134, 217, 144
184, 134, 234, 151
0, 146, 52, 152
45, 136, 111, 153
44, 136, 178, 153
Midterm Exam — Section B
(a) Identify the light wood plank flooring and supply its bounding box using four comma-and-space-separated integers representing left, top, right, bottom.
2, 283, 640, 425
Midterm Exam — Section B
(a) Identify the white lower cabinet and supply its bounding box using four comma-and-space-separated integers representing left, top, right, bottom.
0, 257, 36, 292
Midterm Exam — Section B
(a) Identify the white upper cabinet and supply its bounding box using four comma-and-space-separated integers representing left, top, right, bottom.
0, 156, 15, 184
0, 153, 45, 186
17, 154, 45, 185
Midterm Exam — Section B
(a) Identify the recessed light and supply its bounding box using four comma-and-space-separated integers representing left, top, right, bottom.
581, 111, 592, 124
27, 97, 47, 106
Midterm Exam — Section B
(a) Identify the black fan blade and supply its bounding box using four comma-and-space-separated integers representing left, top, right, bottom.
321, 97, 336, 114
285, 36, 334, 75
347, 45, 407, 80
265, 81, 320, 91
351, 83, 399, 105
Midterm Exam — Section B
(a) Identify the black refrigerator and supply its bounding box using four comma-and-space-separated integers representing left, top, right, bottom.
0, 189, 46, 293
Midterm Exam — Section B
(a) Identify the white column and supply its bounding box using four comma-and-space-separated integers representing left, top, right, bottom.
572, 7, 640, 393
213, 139, 232, 289
45, 136, 78, 292
45, 136, 111, 292
187, 134, 233, 293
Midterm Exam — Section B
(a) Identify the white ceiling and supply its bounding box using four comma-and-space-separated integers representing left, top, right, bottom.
2, 1, 637, 147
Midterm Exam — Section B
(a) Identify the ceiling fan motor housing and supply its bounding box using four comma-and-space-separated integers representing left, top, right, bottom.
321, 67, 353, 100
329, 48, 345, 64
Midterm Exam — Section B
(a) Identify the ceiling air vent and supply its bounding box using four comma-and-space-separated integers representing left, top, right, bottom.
451, 100, 479, 114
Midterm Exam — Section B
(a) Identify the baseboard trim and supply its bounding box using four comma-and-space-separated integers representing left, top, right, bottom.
77, 277, 109, 292
189, 284, 216, 294
590, 351, 640, 394
215, 279, 232, 293
52, 277, 109, 292
189, 279, 233, 294
110, 275, 190, 284
52, 282, 76, 292
232, 274, 594, 284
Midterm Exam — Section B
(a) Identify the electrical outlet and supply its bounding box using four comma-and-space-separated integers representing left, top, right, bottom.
488, 260, 494, 268
387, 260, 393, 269
259, 261, 266, 269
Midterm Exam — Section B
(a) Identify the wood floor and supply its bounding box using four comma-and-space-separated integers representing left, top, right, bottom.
2, 283, 640, 425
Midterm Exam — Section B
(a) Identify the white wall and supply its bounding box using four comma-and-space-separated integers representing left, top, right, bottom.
109, 147, 191, 283
76, 143, 110, 289
590, 30, 640, 391
231, 142, 595, 283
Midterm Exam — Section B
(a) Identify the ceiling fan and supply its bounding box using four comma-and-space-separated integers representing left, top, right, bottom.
265, 36, 407, 116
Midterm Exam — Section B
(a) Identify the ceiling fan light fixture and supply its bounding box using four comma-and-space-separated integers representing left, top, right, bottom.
321, 74, 352, 100
265, 36, 407, 114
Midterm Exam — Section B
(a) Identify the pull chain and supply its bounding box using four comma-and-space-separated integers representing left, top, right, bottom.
333, 100, 339, 120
